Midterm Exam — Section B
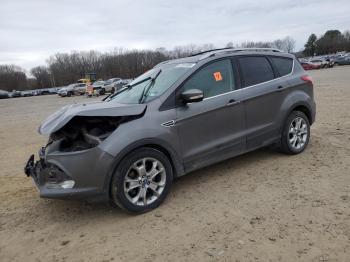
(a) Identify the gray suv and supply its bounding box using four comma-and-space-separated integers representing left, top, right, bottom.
25, 48, 316, 213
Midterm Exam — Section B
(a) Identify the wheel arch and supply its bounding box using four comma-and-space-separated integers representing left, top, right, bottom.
279, 88, 315, 130
290, 104, 312, 124
104, 138, 184, 195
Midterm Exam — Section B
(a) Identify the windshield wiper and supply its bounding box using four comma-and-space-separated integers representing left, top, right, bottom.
138, 69, 162, 104
105, 76, 152, 101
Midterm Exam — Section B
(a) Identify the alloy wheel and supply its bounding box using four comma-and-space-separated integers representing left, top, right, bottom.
288, 117, 308, 150
123, 158, 166, 206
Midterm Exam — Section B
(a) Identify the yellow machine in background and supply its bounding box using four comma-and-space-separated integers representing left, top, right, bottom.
77, 78, 91, 84
77, 73, 97, 85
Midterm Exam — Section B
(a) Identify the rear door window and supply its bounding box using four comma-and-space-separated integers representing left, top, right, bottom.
270, 57, 293, 76
238, 56, 274, 87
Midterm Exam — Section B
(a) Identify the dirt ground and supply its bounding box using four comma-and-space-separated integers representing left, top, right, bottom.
1, 66, 350, 262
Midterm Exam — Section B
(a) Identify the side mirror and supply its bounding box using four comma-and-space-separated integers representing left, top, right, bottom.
181, 89, 204, 104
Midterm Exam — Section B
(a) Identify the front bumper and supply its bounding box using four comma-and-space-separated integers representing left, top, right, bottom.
24, 144, 115, 202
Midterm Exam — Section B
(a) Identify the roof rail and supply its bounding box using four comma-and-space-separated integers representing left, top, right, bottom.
189, 47, 235, 57
194, 47, 283, 60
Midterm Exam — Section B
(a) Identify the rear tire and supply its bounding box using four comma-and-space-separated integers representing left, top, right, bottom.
280, 111, 310, 155
110, 148, 173, 213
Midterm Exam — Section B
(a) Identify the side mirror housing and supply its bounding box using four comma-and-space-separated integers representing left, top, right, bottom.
181, 89, 204, 104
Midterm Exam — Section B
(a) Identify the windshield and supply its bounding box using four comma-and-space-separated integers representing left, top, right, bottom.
108, 62, 195, 104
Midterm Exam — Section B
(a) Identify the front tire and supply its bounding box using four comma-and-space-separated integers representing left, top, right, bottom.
110, 148, 173, 213
280, 111, 310, 155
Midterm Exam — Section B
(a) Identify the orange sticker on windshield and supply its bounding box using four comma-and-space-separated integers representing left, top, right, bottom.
213, 72, 223, 81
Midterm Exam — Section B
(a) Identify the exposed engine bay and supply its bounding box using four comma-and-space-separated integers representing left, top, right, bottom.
49, 116, 126, 152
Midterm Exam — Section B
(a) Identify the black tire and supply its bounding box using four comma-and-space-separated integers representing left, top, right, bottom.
111, 87, 115, 94
67, 92, 72, 97
110, 147, 173, 213
100, 88, 105, 95
280, 111, 310, 155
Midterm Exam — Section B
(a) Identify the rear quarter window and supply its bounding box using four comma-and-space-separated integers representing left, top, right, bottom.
238, 56, 274, 87
270, 57, 293, 76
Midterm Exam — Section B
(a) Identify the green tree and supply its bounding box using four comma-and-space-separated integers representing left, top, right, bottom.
315, 30, 345, 55
303, 34, 317, 56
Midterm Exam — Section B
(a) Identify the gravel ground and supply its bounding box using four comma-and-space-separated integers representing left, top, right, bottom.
1, 66, 350, 262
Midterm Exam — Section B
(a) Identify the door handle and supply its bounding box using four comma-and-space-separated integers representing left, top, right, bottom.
226, 99, 241, 106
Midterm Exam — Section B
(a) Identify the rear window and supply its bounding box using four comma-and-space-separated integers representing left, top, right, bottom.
270, 57, 293, 76
238, 56, 274, 87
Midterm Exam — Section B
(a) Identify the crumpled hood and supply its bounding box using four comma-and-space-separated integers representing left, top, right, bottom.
39, 101, 146, 135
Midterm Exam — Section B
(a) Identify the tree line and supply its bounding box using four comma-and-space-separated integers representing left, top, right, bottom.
303, 30, 350, 56
0, 30, 348, 92
0, 65, 28, 91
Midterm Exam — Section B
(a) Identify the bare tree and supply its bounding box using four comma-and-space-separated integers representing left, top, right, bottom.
0, 65, 27, 91
239, 41, 273, 48
283, 36, 296, 53
47, 49, 169, 86
31, 66, 51, 88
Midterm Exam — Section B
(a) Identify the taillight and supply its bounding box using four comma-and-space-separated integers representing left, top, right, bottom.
301, 75, 313, 86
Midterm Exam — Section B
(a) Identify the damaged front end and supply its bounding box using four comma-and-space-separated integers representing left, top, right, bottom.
24, 101, 146, 200
50, 116, 123, 152
24, 148, 76, 190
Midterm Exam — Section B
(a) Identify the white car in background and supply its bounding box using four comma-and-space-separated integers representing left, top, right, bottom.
114, 79, 132, 91
309, 58, 331, 68
58, 83, 86, 97
103, 78, 121, 93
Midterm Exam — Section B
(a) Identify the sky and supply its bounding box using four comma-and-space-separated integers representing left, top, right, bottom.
0, 0, 349, 73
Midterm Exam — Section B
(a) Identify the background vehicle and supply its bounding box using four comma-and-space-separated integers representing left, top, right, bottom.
73, 83, 87, 95
10, 90, 22, 98
86, 80, 105, 96
103, 78, 121, 93
37, 89, 51, 95
25, 48, 316, 213
47, 87, 59, 94
58, 83, 86, 97
57, 87, 71, 97
309, 58, 331, 68
300, 61, 321, 70
0, 89, 9, 99
21, 90, 34, 97
114, 79, 131, 92
334, 56, 350, 66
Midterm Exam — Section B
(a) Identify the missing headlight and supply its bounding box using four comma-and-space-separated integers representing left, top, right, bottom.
50, 116, 123, 152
